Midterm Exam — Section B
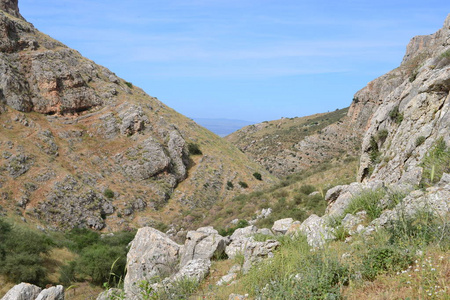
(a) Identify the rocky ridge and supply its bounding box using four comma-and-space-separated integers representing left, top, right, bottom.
226, 108, 361, 177
0, 0, 274, 231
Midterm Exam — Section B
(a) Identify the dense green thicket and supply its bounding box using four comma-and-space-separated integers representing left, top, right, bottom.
0, 219, 52, 286
0, 218, 135, 288
60, 229, 135, 286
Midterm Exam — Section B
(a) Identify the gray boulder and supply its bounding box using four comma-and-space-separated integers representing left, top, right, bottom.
1, 283, 41, 300
296, 214, 335, 248
271, 218, 294, 235
96, 289, 123, 300
36, 286, 64, 300
242, 239, 280, 273
170, 258, 211, 283
179, 226, 226, 267
124, 227, 181, 299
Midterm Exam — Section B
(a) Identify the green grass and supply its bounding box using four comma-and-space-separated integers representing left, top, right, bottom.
343, 189, 386, 221
420, 137, 450, 187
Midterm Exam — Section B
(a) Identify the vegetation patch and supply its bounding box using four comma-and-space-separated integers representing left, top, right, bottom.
420, 137, 450, 187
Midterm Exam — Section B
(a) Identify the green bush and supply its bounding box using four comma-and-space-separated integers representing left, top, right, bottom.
361, 245, 413, 281
389, 106, 404, 124
103, 188, 114, 199
415, 136, 426, 147
252, 172, 262, 181
124, 81, 133, 88
369, 136, 380, 164
420, 137, 450, 187
299, 184, 316, 195
376, 129, 389, 145
226, 181, 234, 189
238, 181, 248, 188
187, 143, 202, 155
64, 228, 100, 253
0, 219, 52, 286
75, 244, 126, 285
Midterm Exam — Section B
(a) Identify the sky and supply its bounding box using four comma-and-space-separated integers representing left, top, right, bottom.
20, 0, 450, 123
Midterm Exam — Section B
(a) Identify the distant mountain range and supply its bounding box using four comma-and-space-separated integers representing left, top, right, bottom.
193, 118, 255, 137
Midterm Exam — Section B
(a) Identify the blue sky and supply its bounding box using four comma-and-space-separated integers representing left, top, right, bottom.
20, 0, 449, 122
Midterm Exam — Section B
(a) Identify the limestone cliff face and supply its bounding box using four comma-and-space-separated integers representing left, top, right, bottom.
0, 0, 21, 19
0, 1, 274, 231
354, 14, 450, 184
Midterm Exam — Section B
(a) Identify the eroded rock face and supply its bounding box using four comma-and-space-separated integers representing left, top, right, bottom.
124, 227, 181, 299
350, 14, 450, 185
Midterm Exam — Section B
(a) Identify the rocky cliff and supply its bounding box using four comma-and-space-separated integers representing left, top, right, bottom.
350, 14, 450, 184
0, 0, 274, 231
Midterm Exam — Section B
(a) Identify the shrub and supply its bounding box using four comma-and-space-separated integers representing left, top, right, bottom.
103, 188, 114, 199
361, 245, 413, 280
64, 228, 100, 253
75, 244, 127, 285
389, 106, 404, 124
238, 181, 248, 188
369, 136, 380, 164
415, 136, 426, 147
376, 129, 389, 145
187, 143, 202, 155
252, 172, 262, 181
0, 220, 52, 285
124, 81, 133, 88
440, 49, 450, 58
226, 181, 234, 189
299, 184, 316, 195
420, 137, 450, 187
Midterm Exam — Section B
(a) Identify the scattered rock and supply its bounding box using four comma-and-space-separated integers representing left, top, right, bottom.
271, 218, 294, 235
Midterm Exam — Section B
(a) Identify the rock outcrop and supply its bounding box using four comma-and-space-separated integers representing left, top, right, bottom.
0, 0, 21, 19
350, 14, 450, 185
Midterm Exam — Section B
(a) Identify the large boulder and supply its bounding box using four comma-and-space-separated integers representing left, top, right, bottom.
124, 227, 181, 299
35, 286, 64, 300
242, 239, 280, 273
295, 214, 335, 248
179, 226, 227, 267
1, 283, 41, 300
271, 218, 294, 235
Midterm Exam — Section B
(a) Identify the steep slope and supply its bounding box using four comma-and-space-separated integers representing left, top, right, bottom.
350, 14, 450, 184
226, 108, 361, 177
0, 0, 275, 231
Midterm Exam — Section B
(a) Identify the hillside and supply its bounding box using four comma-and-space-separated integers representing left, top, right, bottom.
226, 108, 361, 177
0, 0, 275, 232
